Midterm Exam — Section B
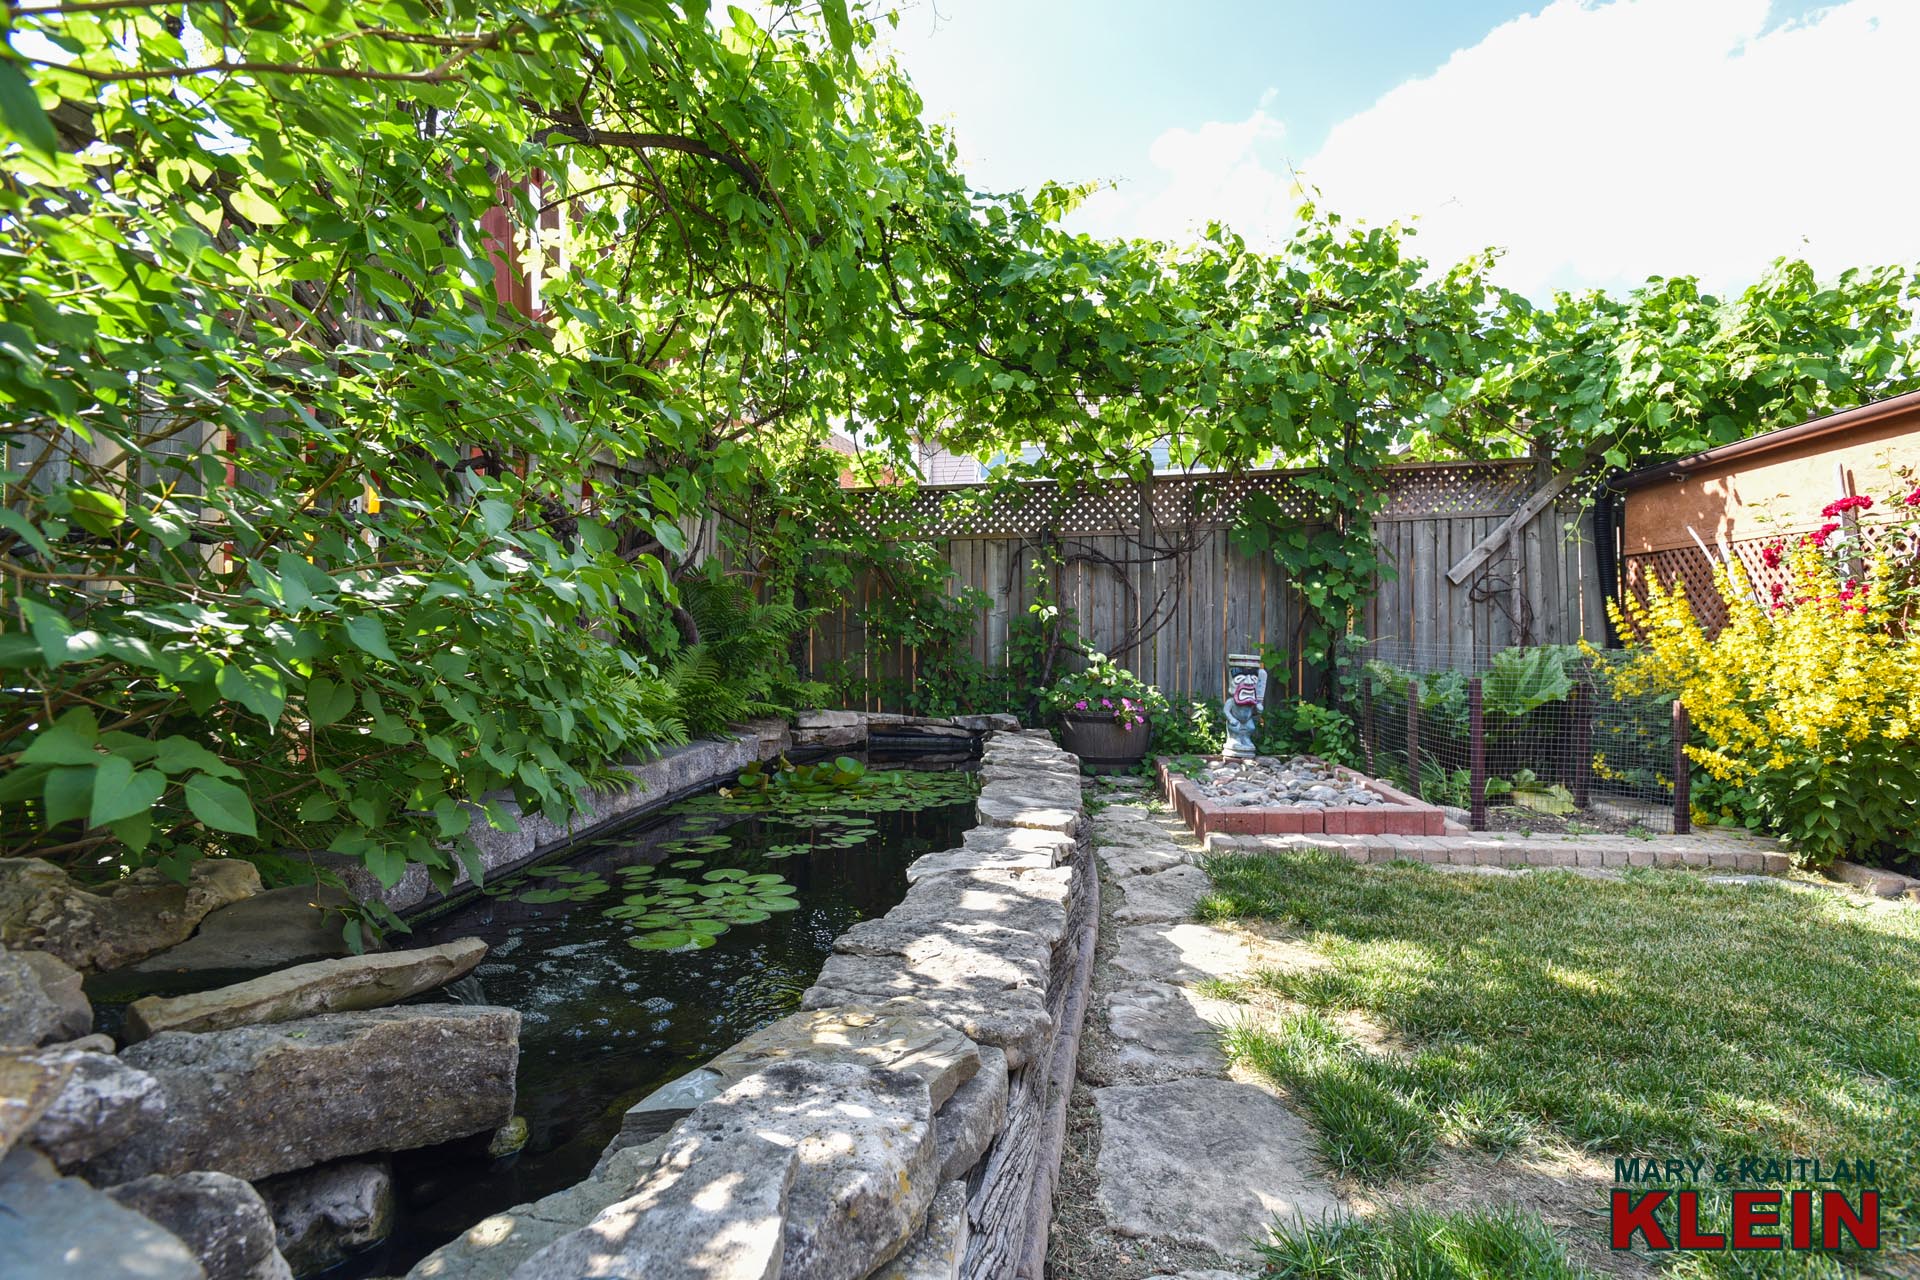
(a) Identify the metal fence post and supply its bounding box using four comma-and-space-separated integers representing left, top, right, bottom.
1671, 699, 1691, 835
1406, 679, 1422, 797
1468, 677, 1487, 831
1570, 679, 1592, 809
1361, 683, 1376, 774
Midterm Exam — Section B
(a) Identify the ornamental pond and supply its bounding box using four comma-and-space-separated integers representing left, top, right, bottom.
343, 751, 979, 1278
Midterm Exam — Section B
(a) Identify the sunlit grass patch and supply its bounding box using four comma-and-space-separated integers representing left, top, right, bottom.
1200, 850, 1920, 1262
1259, 1204, 1595, 1279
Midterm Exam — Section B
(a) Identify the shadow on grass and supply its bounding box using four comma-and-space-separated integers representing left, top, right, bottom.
1199, 850, 1920, 1270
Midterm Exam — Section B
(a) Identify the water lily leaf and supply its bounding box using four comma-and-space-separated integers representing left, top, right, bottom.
628, 930, 691, 950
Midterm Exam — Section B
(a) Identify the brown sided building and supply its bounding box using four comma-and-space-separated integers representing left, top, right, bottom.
1615, 390, 1920, 631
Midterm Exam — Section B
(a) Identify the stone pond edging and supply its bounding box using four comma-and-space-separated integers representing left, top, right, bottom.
334, 711, 1018, 917
405, 726, 1097, 1280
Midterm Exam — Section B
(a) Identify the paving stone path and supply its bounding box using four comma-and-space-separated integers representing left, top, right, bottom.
1056, 779, 1345, 1278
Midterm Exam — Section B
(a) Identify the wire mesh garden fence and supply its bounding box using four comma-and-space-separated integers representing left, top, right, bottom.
1336, 637, 1689, 835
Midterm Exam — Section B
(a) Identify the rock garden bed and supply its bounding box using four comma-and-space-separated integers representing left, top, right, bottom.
1159, 755, 1450, 838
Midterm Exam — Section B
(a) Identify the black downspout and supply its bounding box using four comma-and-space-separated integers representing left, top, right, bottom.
1592, 472, 1627, 648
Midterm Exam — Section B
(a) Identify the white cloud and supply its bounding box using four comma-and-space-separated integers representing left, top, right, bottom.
1087, 0, 1920, 295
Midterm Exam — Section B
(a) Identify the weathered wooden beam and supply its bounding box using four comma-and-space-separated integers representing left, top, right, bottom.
1446, 466, 1580, 585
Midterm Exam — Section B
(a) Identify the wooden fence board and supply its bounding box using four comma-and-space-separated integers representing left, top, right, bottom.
797, 466, 1607, 704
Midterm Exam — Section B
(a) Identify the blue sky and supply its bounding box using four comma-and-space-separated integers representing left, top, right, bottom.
875, 0, 1914, 297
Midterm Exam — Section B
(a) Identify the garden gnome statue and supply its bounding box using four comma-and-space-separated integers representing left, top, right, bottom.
1222, 653, 1268, 760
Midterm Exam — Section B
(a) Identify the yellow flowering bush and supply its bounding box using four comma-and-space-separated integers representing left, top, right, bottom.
1603, 545, 1920, 867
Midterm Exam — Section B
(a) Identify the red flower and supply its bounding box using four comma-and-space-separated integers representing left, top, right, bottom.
1807, 522, 1841, 548
1821, 495, 1874, 518
1760, 540, 1784, 569
1905, 487, 1920, 507
1769, 582, 1785, 599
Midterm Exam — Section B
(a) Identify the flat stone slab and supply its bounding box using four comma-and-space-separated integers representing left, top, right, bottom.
975, 791, 1082, 836
1110, 924, 1266, 986
1112, 865, 1214, 924
805, 956, 1051, 1071
125, 938, 489, 1040
710, 1006, 979, 1110
407, 1140, 666, 1280
1104, 982, 1236, 1079
129, 885, 358, 976
1093, 1078, 1343, 1258
888, 865, 1072, 949
88, 1005, 519, 1184
509, 1130, 796, 1280
906, 846, 1057, 882
1098, 845, 1188, 879
959, 825, 1077, 859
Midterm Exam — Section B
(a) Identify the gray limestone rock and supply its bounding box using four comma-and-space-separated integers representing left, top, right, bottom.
1, 949, 69, 1050
933, 1044, 1007, 1181
24, 1046, 166, 1168
605, 1006, 979, 1163
905, 845, 1057, 881
125, 938, 489, 1040
1112, 864, 1214, 924
0, 1050, 72, 1161
890, 865, 1073, 949
1093, 1078, 1342, 1258
1097, 844, 1188, 879
1109, 923, 1263, 987
0, 947, 90, 1047
974, 791, 1082, 836
0, 857, 261, 973
668, 1060, 939, 1280
0, 1146, 205, 1279
408, 1139, 669, 1280
85, 1005, 518, 1183
507, 1129, 796, 1280
1103, 982, 1234, 1080
108, 1171, 292, 1280
868, 1180, 969, 1280
129, 885, 359, 977
959, 824, 1077, 860
804, 948, 1051, 1071
259, 1158, 397, 1275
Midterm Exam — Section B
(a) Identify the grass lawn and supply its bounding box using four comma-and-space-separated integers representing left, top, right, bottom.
1196, 851, 1920, 1278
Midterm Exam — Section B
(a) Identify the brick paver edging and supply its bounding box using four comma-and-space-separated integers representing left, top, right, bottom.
1203, 829, 1793, 874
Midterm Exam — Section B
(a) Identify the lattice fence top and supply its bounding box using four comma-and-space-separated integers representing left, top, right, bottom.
849, 458, 1556, 539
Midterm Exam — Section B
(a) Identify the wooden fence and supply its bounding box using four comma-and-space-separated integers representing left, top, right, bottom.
804, 460, 1613, 708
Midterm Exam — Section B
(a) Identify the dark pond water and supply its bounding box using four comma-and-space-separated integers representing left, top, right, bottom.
330, 755, 978, 1278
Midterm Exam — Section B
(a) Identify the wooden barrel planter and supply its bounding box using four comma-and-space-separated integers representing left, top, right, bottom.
1058, 714, 1152, 773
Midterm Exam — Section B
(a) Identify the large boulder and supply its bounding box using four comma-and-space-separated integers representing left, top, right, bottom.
0, 857, 260, 972
0, 1051, 72, 1161
124, 938, 489, 1040
127, 884, 359, 977
83, 1005, 519, 1184
108, 1171, 293, 1280
0, 1146, 205, 1279
23, 1045, 166, 1168
0, 946, 91, 1047
259, 1158, 396, 1274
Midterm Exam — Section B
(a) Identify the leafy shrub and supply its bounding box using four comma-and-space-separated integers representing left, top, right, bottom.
1256, 700, 1362, 767
1607, 541, 1920, 867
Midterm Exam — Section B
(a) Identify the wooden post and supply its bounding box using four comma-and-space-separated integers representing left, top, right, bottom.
1406, 679, 1422, 797
1468, 677, 1487, 831
1570, 679, 1593, 808
1671, 699, 1691, 835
